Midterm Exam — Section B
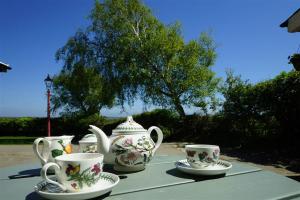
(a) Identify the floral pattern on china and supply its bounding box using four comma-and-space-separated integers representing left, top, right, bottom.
88, 116, 163, 171
112, 135, 155, 167
186, 149, 220, 164
52, 139, 73, 158
82, 144, 97, 153
66, 163, 102, 190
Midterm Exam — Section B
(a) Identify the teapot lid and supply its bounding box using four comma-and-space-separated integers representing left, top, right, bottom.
79, 134, 97, 143
112, 116, 146, 134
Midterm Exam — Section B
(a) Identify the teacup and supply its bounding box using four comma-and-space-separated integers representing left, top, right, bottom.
41, 153, 104, 192
185, 144, 220, 168
33, 135, 74, 166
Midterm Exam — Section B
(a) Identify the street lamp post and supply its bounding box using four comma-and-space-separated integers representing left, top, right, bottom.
44, 74, 53, 137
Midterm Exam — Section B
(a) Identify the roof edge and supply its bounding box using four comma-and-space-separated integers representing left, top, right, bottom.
280, 8, 300, 28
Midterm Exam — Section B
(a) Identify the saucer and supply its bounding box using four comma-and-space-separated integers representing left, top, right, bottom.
175, 159, 232, 176
34, 172, 119, 200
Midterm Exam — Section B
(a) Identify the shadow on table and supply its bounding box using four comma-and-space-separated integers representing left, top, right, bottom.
222, 148, 300, 175
102, 164, 138, 179
9, 168, 42, 179
166, 168, 225, 181
25, 191, 111, 200
25, 192, 41, 200
287, 175, 300, 182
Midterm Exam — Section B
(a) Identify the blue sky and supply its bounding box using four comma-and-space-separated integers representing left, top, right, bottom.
0, 0, 298, 117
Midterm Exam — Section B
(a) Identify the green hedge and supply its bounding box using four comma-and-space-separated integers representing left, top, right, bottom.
0, 114, 106, 143
0, 109, 180, 144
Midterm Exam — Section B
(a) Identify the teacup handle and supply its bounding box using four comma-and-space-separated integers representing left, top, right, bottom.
147, 126, 163, 153
33, 138, 51, 164
41, 163, 67, 191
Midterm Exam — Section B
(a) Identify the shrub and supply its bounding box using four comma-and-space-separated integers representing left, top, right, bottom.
222, 70, 300, 151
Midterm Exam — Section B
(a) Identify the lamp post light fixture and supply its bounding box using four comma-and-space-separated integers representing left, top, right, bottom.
44, 74, 53, 137
0, 61, 12, 73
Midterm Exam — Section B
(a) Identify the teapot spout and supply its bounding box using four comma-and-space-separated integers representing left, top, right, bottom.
88, 125, 110, 154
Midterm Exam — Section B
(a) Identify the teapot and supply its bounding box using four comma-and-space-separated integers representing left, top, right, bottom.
88, 116, 163, 172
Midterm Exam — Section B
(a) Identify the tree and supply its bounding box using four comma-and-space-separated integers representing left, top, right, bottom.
137, 30, 220, 117
55, 0, 220, 118
51, 65, 114, 116
221, 70, 252, 118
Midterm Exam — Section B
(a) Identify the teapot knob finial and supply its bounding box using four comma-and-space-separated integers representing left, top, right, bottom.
127, 116, 134, 123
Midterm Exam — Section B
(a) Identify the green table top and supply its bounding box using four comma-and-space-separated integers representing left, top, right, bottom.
0, 155, 299, 200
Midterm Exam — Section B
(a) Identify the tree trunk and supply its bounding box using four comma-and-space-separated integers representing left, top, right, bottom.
173, 97, 186, 118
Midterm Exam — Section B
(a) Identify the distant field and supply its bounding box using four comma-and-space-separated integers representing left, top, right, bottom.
0, 136, 37, 144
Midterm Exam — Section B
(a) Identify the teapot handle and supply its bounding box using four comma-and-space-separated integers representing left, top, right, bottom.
33, 138, 51, 165
147, 126, 163, 154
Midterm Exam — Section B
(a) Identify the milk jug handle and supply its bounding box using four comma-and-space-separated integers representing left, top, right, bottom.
33, 138, 51, 164
147, 126, 163, 153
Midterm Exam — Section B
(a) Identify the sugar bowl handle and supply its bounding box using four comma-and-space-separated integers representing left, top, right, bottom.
33, 138, 51, 165
147, 126, 163, 153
